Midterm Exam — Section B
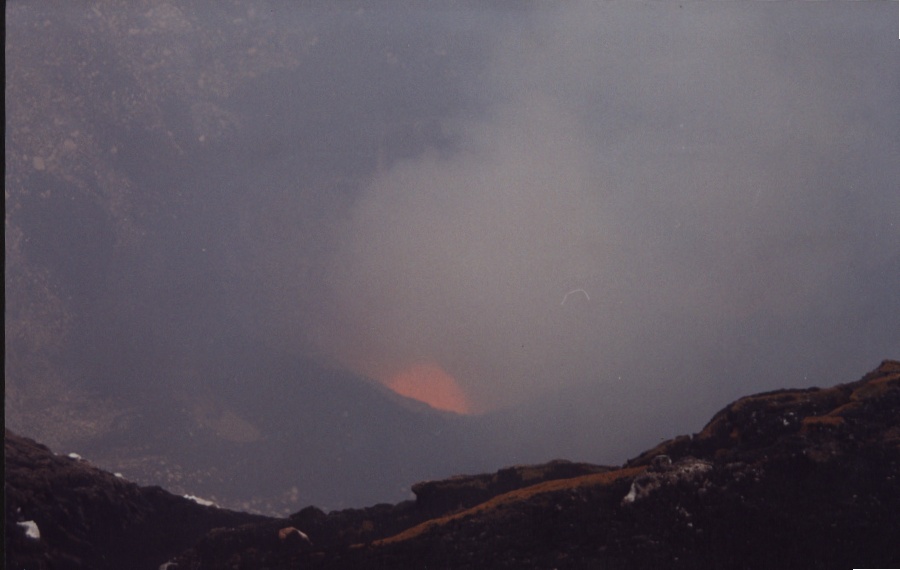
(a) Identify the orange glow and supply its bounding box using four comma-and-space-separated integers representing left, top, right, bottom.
386, 363, 472, 414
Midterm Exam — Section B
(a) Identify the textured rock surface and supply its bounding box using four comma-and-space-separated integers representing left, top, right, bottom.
7, 361, 900, 569
4, 430, 268, 570
177, 361, 900, 568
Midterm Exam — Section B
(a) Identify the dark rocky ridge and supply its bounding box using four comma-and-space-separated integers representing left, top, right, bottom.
4, 430, 268, 570
7, 360, 900, 569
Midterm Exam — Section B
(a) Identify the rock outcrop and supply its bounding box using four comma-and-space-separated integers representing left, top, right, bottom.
7, 361, 900, 569
174, 360, 900, 569
4, 431, 268, 570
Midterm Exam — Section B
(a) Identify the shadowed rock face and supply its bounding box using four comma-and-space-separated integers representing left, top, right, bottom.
9, 361, 898, 569
410, 460, 613, 517
323, 371, 898, 569
4, 430, 269, 570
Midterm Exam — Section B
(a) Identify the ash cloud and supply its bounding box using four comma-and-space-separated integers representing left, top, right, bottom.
313, 2, 900, 415
7, 1, 899, 470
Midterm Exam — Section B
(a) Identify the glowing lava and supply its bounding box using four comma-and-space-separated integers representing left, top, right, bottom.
386, 363, 472, 414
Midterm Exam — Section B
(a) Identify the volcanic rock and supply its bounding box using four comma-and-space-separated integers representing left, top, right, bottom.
7, 361, 900, 569
172, 360, 900, 568
4, 430, 268, 570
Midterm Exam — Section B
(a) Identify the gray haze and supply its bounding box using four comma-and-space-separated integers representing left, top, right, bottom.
6, 1, 899, 509
317, 2, 900, 412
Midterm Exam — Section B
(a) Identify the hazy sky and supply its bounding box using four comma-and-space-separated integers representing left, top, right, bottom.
7, 1, 900, 471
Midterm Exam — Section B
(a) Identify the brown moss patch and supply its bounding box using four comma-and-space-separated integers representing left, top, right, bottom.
827, 401, 858, 417
849, 374, 900, 402
375, 466, 646, 546
801, 415, 845, 432
728, 390, 809, 414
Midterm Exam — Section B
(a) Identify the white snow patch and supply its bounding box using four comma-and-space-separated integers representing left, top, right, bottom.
67, 452, 82, 460
675, 460, 713, 478
114, 472, 124, 478
278, 526, 312, 544
17, 520, 40, 540
184, 494, 217, 507
622, 482, 638, 503
622, 457, 713, 504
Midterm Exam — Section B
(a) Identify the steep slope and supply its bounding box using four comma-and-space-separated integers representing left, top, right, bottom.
7, 361, 900, 568
165, 360, 900, 569
4, 1, 484, 515
69, 358, 487, 514
4, 430, 606, 569
4, 430, 271, 570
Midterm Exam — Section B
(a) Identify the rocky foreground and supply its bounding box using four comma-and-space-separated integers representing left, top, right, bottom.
7, 360, 900, 569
